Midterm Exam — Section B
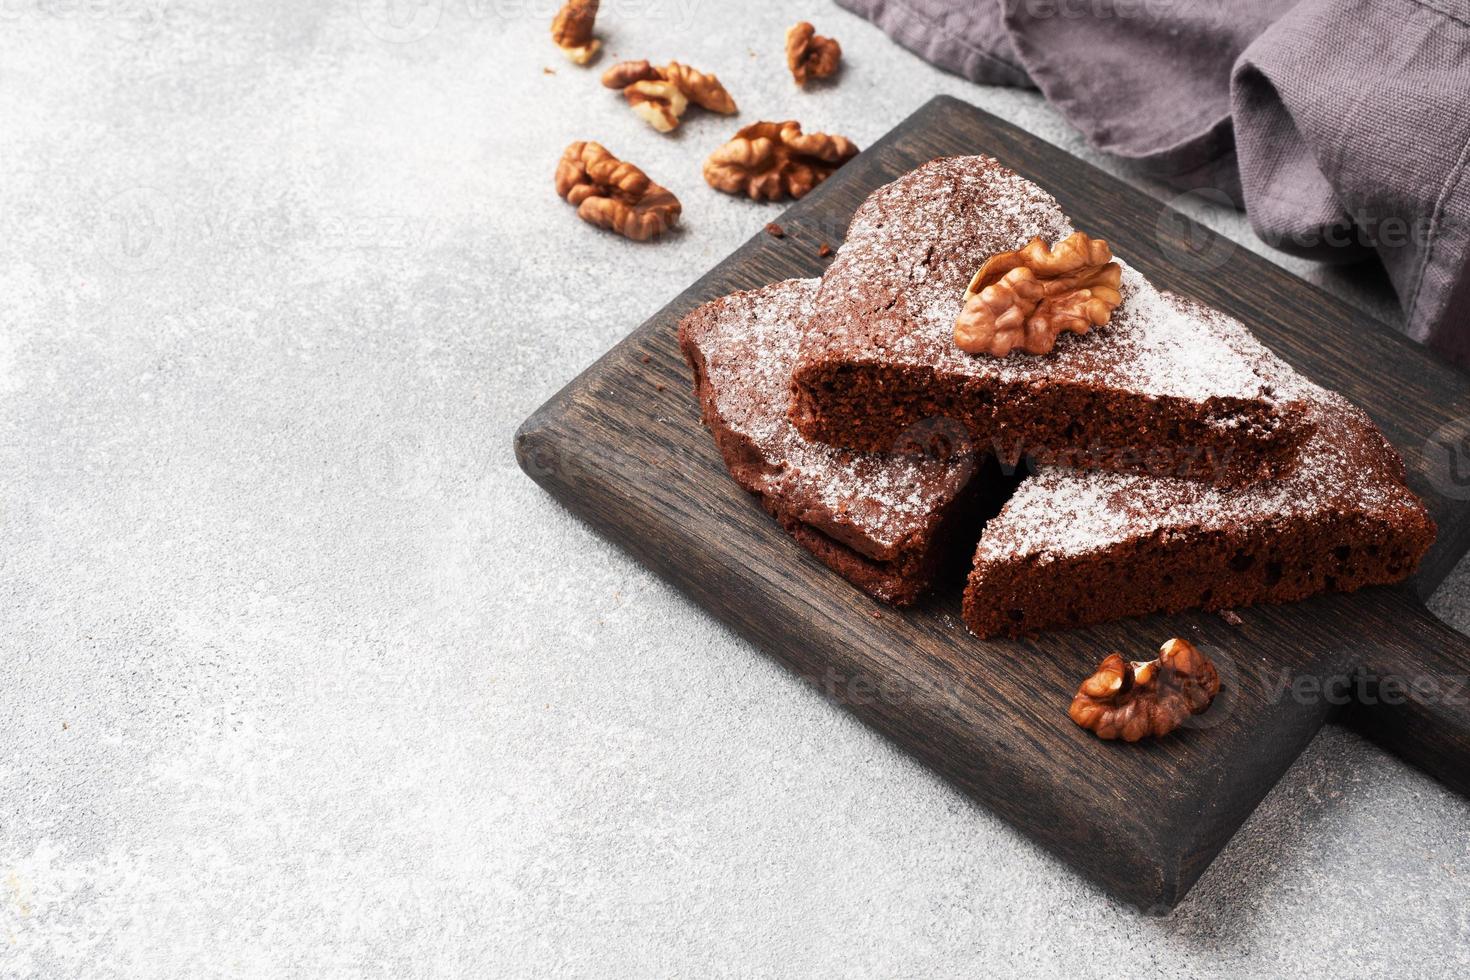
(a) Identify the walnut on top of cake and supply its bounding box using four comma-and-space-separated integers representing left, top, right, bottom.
954, 231, 1123, 357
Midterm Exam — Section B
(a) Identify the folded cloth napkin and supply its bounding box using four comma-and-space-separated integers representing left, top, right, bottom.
837, 0, 1470, 366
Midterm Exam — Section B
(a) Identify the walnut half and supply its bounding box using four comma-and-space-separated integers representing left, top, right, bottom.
601, 60, 737, 132
550, 0, 600, 65
660, 62, 738, 114
1069, 638, 1221, 742
703, 121, 858, 202
624, 80, 688, 133
954, 231, 1123, 357
786, 22, 842, 86
555, 141, 680, 242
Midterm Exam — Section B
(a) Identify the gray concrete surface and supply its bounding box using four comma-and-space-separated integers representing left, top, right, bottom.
1, 1, 1467, 976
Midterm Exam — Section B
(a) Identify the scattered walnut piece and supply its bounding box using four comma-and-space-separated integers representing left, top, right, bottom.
703, 121, 858, 201
601, 60, 737, 131
955, 231, 1122, 357
1069, 638, 1221, 742
661, 62, 738, 114
624, 79, 689, 133
786, 21, 842, 86
765, 222, 785, 238
817, 242, 833, 258
555, 141, 681, 242
601, 59, 662, 89
550, 0, 600, 65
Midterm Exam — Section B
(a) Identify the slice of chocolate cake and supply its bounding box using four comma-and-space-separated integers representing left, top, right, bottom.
679, 278, 1008, 605
963, 293, 1436, 638
791, 155, 1312, 484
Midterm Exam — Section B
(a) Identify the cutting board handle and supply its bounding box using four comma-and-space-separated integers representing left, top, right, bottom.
1340, 587, 1470, 797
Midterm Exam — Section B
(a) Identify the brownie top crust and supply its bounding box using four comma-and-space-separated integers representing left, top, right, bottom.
975, 293, 1432, 564
800, 155, 1297, 408
679, 278, 975, 561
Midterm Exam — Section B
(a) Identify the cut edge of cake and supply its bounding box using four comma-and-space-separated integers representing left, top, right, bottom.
790, 155, 1314, 485
962, 292, 1436, 638
678, 278, 1004, 606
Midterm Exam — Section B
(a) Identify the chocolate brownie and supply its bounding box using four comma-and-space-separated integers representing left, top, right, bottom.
963, 293, 1436, 638
679, 278, 1009, 605
791, 156, 1312, 484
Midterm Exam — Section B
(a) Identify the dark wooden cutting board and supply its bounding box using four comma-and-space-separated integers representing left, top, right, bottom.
515, 97, 1470, 912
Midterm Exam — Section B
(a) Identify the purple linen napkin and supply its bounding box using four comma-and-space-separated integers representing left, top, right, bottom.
836, 0, 1470, 367
836, 0, 1034, 86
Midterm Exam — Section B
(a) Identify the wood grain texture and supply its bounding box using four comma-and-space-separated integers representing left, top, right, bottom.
515, 97, 1470, 911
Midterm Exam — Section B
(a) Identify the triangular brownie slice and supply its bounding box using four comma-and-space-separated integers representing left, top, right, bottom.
791, 155, 1311, 484
679, 279, 1010, 605
963, 293, 1436, 638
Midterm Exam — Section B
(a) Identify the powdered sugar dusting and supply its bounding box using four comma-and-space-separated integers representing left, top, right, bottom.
685, 156, 1424, 575
977, 316, 1424, 564
804, 156, 1282, 405
685, 279, 969, 557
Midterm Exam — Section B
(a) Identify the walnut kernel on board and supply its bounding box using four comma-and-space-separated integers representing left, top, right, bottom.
1069, 638, 1221, 742
554, 141, 680, 242
954, 231, 1123, 357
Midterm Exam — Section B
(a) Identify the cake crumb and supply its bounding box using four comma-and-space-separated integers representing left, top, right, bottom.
656, 382, 666, 392
1219, 609, 1243, 626
543, 66, 556, 75
872, 610, 882, 619
766, 222, 785, 239
640, 354, 651, 363
817, 242, 833, 258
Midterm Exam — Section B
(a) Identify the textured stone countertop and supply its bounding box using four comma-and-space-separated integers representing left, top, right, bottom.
2, 2, 1467, 976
